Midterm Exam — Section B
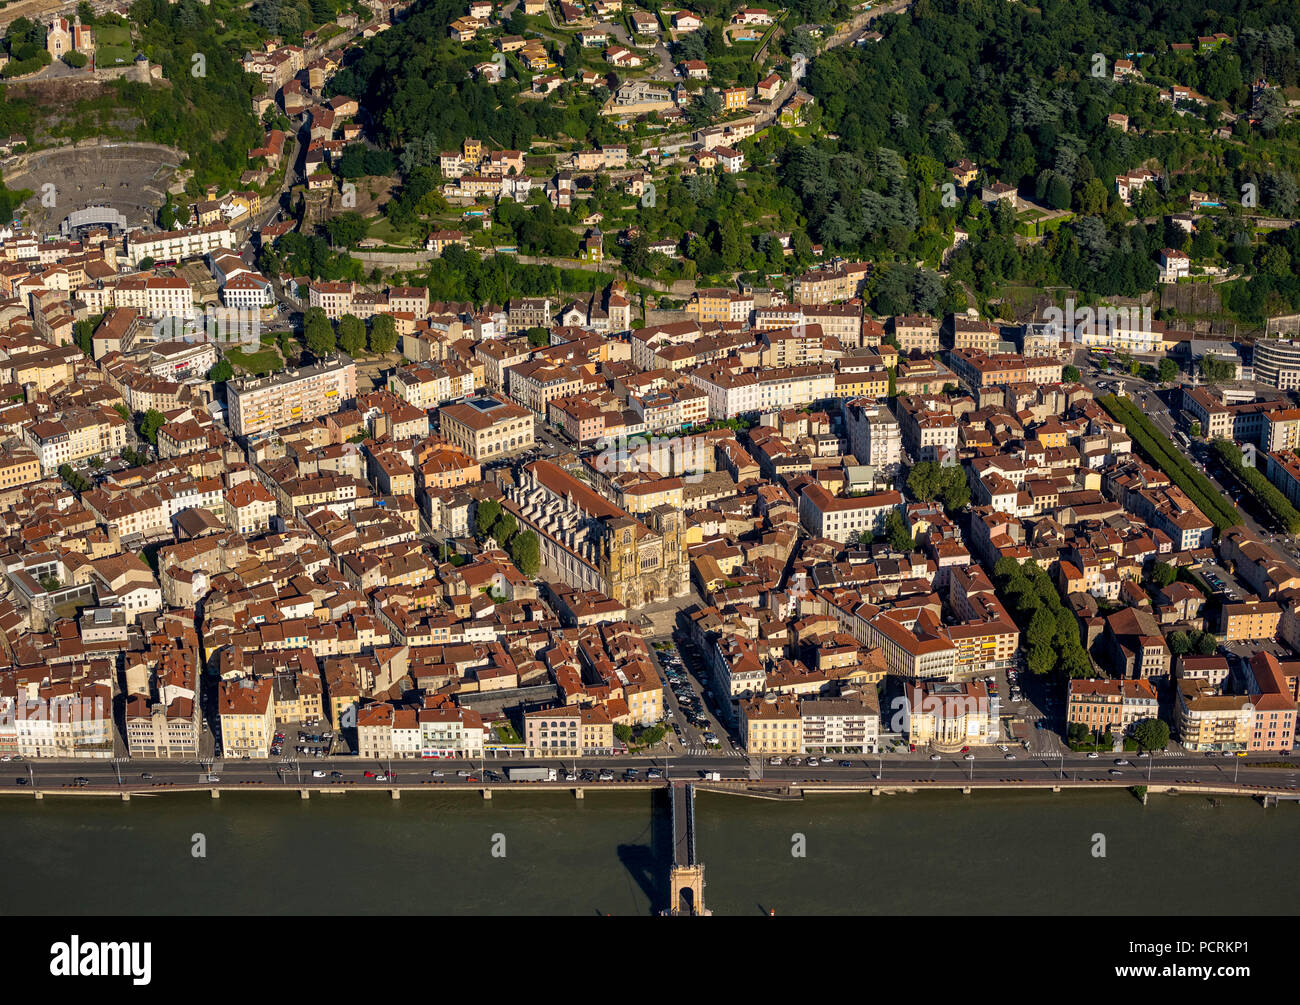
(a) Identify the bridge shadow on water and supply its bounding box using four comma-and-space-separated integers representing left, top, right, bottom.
614, 789, 673, 915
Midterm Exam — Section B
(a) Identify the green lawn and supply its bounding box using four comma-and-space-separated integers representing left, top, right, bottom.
225, 347, 283, 374
366, 215, 421, 246
96, 24, 131, 47
97, 45, 133, 67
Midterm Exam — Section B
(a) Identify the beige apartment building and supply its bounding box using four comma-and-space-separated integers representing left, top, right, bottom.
1175, 681, 1253, 752
227, 356, 357, 437
124, 695, 200, 758
439, 395, 535, 460
739, 694, 802, 754
218, 678, 275, 757
524, 705, 581, 756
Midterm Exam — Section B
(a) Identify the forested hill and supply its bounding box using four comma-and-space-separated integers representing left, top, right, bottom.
328, 0, 605, 165
785, 0, 1300, 315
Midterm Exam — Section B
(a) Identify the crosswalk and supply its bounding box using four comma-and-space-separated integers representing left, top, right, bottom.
679, 747, 745, 757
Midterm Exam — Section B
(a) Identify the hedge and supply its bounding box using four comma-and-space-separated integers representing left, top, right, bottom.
1099, 394, 1241, 533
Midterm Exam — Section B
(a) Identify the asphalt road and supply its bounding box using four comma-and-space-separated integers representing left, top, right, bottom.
5, 752, 1296, 793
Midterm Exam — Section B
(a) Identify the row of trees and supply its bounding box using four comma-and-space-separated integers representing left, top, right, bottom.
303, 308, 397, 358
1099, 394, 1241, 533
992, 557, 1092, 677
1211, 438, 1300, 535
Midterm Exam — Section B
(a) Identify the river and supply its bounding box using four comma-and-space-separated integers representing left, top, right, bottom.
2, 789, 1295, 915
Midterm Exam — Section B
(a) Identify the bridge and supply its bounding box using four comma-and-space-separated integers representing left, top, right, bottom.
667, 782, 709, 915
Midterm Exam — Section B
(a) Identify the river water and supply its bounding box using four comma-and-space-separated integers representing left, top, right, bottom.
2, 789, 1295, 915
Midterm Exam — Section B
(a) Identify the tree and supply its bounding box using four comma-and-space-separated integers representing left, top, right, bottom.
884, 509, 914, 552
1149, 562, 1177, 590
1168, 631, 1191, 656
475, 500, 502, 537
304, 308, 336, 358
490, 512, 518, 546
207, 359, 234, 383
1133, 718, 1170, 752
139, 408, 166, 446
1063, 364, 1080, 382
325, 212, 368, 248
1158, 358, 1179, 382
73, 318, 94, 356
613, 723, 634, 744
526, 327, 549, 348
510, 530, 540, 577
369, 314, 398, 354
337, 314, 367, 355
1193, 631, 1218, 656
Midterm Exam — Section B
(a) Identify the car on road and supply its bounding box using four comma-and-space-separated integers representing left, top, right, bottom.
929, 754, 942, 761
373, 773, 389, 782
963, 754, 975, 760
1087, 752, 1099, 759
839, 760, 853, 768
73, 777, 90, 786
330, 771, 343, 778
647, 769, 663, 779
456, 770, 472, 777
1114, 759, 1131, 766
312, 770, 327, 778
16, 777, 27, 785
364, 770, 378, 777
1004, 754, 1016, 760
1108, 769, 1123, 776
140, 772, 153, 779
429, 770, 444, 777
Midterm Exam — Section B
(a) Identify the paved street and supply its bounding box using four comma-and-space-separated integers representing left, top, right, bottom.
3, 750, 1296, 794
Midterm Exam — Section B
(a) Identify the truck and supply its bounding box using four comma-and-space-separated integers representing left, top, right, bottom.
700, 770, 721, 781
507, 766, 558, 782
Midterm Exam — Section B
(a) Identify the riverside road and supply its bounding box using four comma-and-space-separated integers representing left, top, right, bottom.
3, 752, 1296, 796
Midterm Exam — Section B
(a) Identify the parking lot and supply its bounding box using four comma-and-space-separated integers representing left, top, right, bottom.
650, 635, 734, 754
